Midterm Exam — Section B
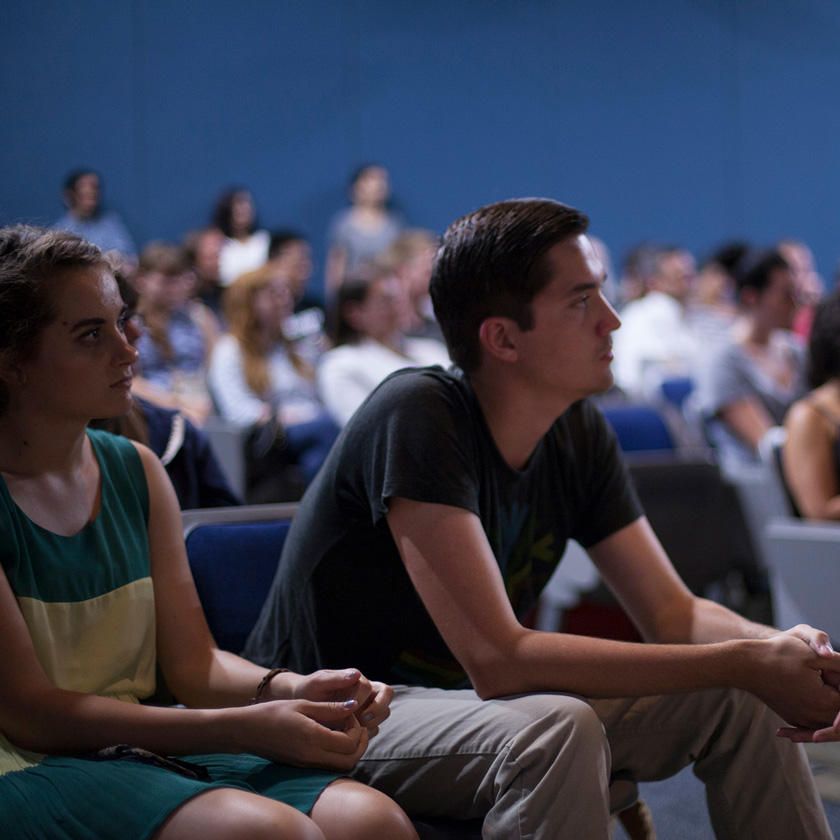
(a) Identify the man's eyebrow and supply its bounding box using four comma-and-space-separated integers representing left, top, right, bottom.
569, 280, 600, 294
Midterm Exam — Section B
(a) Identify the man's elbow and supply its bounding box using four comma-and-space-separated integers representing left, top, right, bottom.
464, 648, 532, 700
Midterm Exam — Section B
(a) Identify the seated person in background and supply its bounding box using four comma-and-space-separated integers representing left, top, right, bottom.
132, 242, 216, 426
53, 168, 137, 274
0, 224, 417, 840
324, 164, 403, 297
245, 199, 837, 839
611, 245, 701, 399
183, 226, 226, 319
783, 292, 840, 520
91, 273, 241, 510
779, 238, 825, 340
695, 248, 807, 467
267, 229, 327, 349
208, 266, 339, 495
380, 228, 444, 342
686, 241, 744, 347
616, 243, 657, 309
316, 264, 450, 427
212, 187, 270, 287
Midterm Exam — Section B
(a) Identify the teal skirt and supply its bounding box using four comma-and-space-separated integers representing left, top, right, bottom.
0, 752, 341, 840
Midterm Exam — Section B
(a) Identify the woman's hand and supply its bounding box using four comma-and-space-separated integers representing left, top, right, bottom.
242, 698, 369, 770
284, 669, 394, 738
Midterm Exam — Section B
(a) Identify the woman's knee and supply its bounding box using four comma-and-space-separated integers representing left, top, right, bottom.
310, 779, 418, 840
153, 787, 325, 840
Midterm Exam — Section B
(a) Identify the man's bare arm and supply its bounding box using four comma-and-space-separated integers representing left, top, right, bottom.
386, 497, 840, 730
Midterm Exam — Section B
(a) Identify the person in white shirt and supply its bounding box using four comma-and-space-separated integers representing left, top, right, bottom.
611, 246, 701, 399
212, 187, 270, 287
317, 266, 450, 426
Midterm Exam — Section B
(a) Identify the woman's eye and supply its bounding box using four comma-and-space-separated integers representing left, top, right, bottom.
81, 328, 100, 342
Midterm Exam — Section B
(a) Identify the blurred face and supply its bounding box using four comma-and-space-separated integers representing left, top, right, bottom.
193, 229, 223, 283
352, 167, 390, 207
136, 270, 193, 311
230, 192, 255, 235
68, 173, 101, 219
779, 241, 823, 305
274, 240, 313, 300
14, 267, 139, 421
401, 245, 436, 301
346, 276, 404, 343
653, 251, 696, 304
252, 276, 293, 333
755, 266, 799, 330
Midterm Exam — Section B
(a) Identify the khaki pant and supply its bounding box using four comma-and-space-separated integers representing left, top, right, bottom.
353, 686, 831, 840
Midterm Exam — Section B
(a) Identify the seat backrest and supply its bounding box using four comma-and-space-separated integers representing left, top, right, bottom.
659, 375, 695, 411
757, 426, 799, 517
600, 402, 676, 452
764, 516, 840, 642
183, 503, 298, 653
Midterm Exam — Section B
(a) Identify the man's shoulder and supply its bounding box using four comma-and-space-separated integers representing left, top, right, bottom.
368, 364, 465, 401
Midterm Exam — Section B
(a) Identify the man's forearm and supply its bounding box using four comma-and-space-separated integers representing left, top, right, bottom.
667, 595, 778, 645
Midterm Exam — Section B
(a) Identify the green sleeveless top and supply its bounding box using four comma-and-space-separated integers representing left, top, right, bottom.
0, 430, 155, 775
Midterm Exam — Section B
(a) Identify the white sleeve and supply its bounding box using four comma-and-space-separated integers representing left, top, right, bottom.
316, 349, 378, 427
207, 336, 267, 427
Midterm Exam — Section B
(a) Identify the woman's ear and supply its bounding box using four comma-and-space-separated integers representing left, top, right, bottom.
478, 317, 519, 363
0, 351, 25, 390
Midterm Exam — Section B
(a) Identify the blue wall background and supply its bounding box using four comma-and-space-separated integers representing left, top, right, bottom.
3, 0, 840, 296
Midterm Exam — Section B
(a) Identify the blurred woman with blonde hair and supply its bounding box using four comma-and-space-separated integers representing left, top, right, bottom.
209, 265, 338, 500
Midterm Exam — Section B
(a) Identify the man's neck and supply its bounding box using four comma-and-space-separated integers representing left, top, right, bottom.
469, 369, 573, 471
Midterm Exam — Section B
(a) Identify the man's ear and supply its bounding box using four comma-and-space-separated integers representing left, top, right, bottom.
478, 317, 519, 363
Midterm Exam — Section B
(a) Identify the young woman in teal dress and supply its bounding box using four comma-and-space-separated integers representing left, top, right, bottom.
0, 225, 419, 840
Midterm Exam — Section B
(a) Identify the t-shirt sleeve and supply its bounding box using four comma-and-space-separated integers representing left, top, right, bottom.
349, 370, 481, 525
567, 401, 644, 548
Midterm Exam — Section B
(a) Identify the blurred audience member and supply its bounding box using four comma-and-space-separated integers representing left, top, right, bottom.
611, 245, 700, 399
208, 266, 338, 496
782, 292, 840, 520
695, 249, 806, 466
325, 164, 403, 295
213, 187, 270, 286
617, 243, 658, 309
317, 265, 450, 427
778, 238, 825, 339
132, 242, 215, 425
183, 226, 226, 318
686, 241, 745, 346
381, 228, 443, 342
91, 275, 241, 509
54, 169, 137, 273
588, 235, 619, 308
268, 229, 326, 348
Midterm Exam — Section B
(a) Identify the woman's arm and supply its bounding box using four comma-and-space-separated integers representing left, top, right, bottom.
718, 396, 775, 453
139, 443, 391, 728
0, 553, 366, 768
783, 400, 840, 520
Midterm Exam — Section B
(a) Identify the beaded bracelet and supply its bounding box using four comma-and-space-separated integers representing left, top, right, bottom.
249, 668, 290, 705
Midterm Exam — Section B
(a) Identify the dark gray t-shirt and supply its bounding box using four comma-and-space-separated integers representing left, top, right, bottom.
244, 367, 643, 688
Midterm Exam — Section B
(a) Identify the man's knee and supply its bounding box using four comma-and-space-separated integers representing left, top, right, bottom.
501, 693, 610, 773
